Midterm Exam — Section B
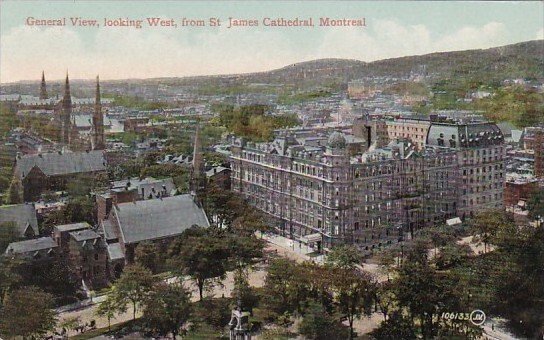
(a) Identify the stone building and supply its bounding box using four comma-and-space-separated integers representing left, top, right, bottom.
504, 175, 538, 207
14, 150, 107, 201
4, 237, 58, 261
103, 194, 210, 263
384, 117, 431, 150
426, 121, 505, 218
230, 120, 505, 250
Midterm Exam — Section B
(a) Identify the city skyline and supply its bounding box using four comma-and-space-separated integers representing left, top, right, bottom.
1, 1, 543, 83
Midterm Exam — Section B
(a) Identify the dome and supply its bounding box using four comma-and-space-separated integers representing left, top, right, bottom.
328, 131, 347, 149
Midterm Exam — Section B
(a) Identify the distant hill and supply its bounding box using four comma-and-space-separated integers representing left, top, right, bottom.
3, 40, 543, 90
151, 39, 543, 90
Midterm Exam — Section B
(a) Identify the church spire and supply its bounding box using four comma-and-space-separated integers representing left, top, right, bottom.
190, 124, 205, 196
60, 72, 72, 145
192, 125, 203, 173
39, 71, 47, 100
63, 72, 71, 102
92, 75, 105, 150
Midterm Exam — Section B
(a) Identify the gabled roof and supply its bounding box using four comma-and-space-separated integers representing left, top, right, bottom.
15, 150, 106, 179
5, 237, 57, 254
54, 222, 91, 233
113, 194, 210, 244
0, 204, 39, 237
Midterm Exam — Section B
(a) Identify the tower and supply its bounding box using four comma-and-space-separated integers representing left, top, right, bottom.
190, 125, 206, 195
92, 75, 105, 150
39, 71, 48, 100
60, 72, 72, 145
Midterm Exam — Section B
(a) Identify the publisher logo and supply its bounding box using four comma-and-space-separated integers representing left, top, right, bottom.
469, 309, 486, 326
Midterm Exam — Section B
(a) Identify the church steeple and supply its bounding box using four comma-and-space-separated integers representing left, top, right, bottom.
39, 71, 48, 100
60, 72, 72, 145
190, 124, 206, 196
92, 75, 105, 150
63, 72, 71, 103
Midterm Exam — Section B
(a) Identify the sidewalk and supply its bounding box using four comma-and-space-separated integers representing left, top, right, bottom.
262, 232, 325, 263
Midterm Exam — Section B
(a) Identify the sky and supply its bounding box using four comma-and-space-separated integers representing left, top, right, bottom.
1, 1, 543, 83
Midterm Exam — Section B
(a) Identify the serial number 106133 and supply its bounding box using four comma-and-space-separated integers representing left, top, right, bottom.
441, 312, 471, 321
441, 310, 486, 326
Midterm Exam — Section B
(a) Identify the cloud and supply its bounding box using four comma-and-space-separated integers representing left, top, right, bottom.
315, 20, 511, 62
0, 24, 304, 82
0, 19, 531, 82
537, 28, 544, 40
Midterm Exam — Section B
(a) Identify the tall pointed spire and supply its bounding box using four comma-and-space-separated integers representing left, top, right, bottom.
39, 71, 47, 100
190, 124, 205, 196
192, 125, 203, 172
60, 71, 72, 145
63, 71, 71, 102
92, 75, 105, 150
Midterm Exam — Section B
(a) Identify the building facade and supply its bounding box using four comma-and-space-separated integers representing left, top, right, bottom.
230, 120, 505, 250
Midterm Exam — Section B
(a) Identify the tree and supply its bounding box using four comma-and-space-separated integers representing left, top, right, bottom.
7, 175, 23, 204
393, 242, 442, 339
143, 282, 192, 339
17, 257, 80, 300
192, 297, 232, 329
375, 282, 396, 322
228, 234, 265, 270
262, 258, 310, 317
370, 311, 416, 340
232, 208, 269, 236
0, 257, 21, 307
331, 269, 375, 339
111, 264, 155, 321
0, 286, 56, 339
95, 289, 126, 332
326, 244, 362, 270
169, 227, 230, 301
527, 189, 544, 221
298, 301, 348, 340
203, 184, 245, 229
433, 244, 471, 270
471, 209, 513, 253
135, 241, 160, 274
0, 221, 20, 253
231, 268, 259, 315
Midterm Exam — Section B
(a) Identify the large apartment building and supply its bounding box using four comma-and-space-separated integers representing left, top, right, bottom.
230, 119, 505, 250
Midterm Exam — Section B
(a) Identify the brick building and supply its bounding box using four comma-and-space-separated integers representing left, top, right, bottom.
504, 175, 538, 207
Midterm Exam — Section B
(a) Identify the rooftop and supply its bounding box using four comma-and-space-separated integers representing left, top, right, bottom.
15, 150, 107, 179
69, 229, 100, 242
0, 204, 39, 237
55, 222, 91, 233
5, 237, 57, 254
114, 194, 210, 244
